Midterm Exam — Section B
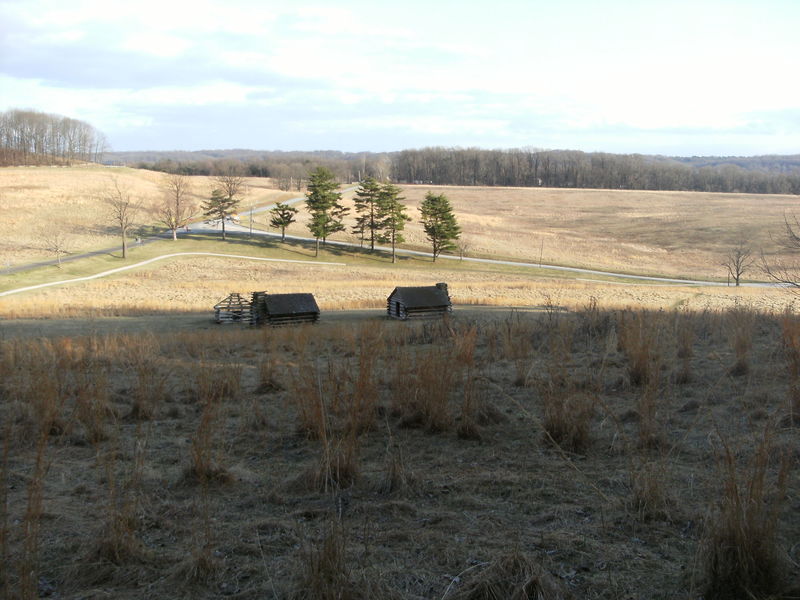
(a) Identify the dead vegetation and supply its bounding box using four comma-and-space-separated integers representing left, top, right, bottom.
0, 306, 798, 599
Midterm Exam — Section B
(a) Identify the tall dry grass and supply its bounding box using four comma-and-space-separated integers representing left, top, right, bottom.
617, 310, 661, 388
699, 426, 791, 599
780, 310, 800, 425
535, 318, 594, 453
0, 304, 798, 599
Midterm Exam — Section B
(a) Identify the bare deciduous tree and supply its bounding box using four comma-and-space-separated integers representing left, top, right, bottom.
39, 226, 73, 268
762, 214, 800, 289
103, 178, 142, 259
210, 171, 247, 240
156, 173, 195, 240
722, 241, 754, 286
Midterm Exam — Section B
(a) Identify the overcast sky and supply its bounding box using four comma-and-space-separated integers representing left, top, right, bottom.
2, 0, 798, 155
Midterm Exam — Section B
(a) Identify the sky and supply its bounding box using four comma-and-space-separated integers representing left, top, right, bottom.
1, 0, 799, 156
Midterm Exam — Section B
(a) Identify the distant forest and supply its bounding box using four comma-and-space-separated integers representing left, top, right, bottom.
3, 106, 799, 194
109, 148, 800, 195
0, 109, 109, 166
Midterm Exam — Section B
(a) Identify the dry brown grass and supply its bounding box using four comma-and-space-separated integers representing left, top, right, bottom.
2, 253, 793, 324
291, 182, 797, 280
699, 427, 792, 599
4, 165, 800, 598
0, 166, 296, 267
391, 184, 795, 281
3, 166, 798, 282
0, 308, 799, 598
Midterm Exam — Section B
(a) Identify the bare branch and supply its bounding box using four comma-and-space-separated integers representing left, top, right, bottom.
155, 173, 196, 240
38, 226, 73, 267
721, 242, 754, 286
103, 178, 143, 259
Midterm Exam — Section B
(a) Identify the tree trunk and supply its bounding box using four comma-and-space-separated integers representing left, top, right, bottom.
172, 228, 177, 241
221, 219, 227, 241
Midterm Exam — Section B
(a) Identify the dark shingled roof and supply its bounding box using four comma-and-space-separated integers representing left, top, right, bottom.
388, 286, 450, 308
263, 293, 319, 315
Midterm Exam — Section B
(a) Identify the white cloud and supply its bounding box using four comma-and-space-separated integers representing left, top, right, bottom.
3, 0, 799, 153
119, 32, 193, 58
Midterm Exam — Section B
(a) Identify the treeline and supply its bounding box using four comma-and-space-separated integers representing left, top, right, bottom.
114, 147, 800, 195
0, 109, 109, 166
112, 150, 392, 191
392, 148, 800, 194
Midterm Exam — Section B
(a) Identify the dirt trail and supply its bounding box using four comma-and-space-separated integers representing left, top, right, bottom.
0, 306, 545, 339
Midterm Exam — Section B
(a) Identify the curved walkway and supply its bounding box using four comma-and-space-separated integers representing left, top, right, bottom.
0, 252, 346, 298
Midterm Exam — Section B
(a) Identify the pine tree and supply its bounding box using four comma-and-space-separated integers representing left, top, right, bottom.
305, 167, 348, 256
376, 183, 410, 263
269, 202, 298, 241
352, 176, 382, 250
202, 188, 240, 241
419, 191, 460, 261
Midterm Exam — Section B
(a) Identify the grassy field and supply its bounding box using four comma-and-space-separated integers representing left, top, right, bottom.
0, 234, 793, 320
1, 307, 798, 599
1, 166, 799, 599
291, 183, 797, 281
3, 166, 798, 282
0, 166, 296, 268
2, 165, 799, 320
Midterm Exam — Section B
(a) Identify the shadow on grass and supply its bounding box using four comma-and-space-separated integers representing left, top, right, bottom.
181, 231, 428, 265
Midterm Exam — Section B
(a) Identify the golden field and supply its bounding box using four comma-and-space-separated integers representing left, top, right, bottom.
0, 166, 296, 268
2, 165, 799, 321
0, 254, 794, 322
293, 183, 798, 281
2, 166, 797, 281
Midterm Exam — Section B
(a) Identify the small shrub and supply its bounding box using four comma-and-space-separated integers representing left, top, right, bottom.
185, 389, 231, 486
255, 356, 283, 393
628, 459, 671, 521
674, 312, 694, 384
780, 311, 800, 425
637, 380, 664, 450
378, 440, 414, 495
447, 550, 571, 600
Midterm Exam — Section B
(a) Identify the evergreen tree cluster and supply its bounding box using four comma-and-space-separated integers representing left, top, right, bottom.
303, 168, 457, 262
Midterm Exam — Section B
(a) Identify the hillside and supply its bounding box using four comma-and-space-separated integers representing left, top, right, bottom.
3, 165, 796, 278
2, 165, 798, 320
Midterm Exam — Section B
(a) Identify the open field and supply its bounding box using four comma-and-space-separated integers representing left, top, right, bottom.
0, 241, 795, 321
1, 167, 799, 599
287, 183, 798, 282
2, 164, 799, 321
1, 307, 798, 599
0, 166, 296, 268
3, 166, 799, 283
